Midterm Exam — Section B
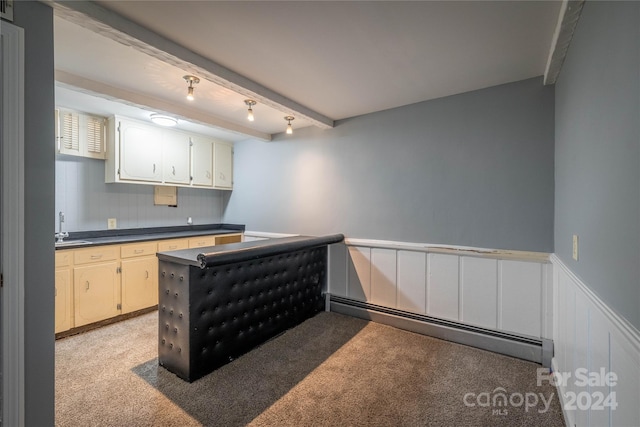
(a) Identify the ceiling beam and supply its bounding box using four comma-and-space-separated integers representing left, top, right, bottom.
543, 0, 585, 85
47, 0, 334, 130
56, 70, 272, 142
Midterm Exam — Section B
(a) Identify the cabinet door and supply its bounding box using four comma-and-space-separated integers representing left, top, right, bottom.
121, 256, 158, 314
55, 268, 72, 333
162, 130, 191, 184
213, 142, 233, 189
119, 120, 163, 182
74, 261, 120, 327
56, 109, 81, 156
191, 138, 213, 187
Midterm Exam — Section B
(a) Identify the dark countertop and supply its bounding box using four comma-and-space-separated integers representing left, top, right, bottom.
55, 223, 245, 250
157, 234, 345, 268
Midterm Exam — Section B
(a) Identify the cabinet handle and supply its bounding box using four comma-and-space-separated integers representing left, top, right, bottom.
153, 163, 156, 173
85, 281, 90, 291
206, 171, 211, 179
134, 249, 144, 254
90, 254, 102, 260
145, 270, 149, 279
55, 287, 57, 297
172, 166, 176, 175
169, 245, 177, 250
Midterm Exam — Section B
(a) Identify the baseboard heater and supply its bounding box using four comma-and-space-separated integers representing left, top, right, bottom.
328, 295, 553, 367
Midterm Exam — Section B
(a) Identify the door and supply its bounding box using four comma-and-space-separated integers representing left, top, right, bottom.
119, 119, 163, 182
162, 130, 191, 184
213, 142, 233, 188
121, 257, 158, 313
191, 137, 213, 187
73, 262, 120, 327
55, 269, 72, 333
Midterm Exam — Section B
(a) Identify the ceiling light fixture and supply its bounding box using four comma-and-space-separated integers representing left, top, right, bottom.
244, 99, 257, 122
150, 113, 178, 127
285, 116, 295, 135
183, 75, 200, 101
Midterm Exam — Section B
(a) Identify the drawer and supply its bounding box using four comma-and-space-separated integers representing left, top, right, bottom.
55, 250, 73, 268
157, 238, 189, 252
215, 233, 243, 245
121, 241, 158, 259
74, 245, 119, 265
188, 236, 217, 249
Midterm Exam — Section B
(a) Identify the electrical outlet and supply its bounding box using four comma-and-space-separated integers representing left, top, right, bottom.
572, 234, 579, 261
108, 218, 117, 230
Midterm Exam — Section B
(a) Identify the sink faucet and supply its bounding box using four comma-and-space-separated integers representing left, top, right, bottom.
55, 211, 69, 243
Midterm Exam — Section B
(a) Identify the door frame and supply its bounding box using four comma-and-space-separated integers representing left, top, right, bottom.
1, 20, 26, 427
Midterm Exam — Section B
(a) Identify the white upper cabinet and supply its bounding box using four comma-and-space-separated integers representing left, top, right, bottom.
106, 115, 233, 190
191, 137, 213, 187
213, 141, 233, 189
118, 119, 163, 182
162, 130, 191, 185
56, 108, 107, 160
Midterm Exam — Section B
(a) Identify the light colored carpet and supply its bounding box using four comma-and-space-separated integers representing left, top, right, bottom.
55, 311, 565, 426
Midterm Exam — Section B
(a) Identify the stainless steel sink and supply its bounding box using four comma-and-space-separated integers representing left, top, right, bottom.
55, 240, 92, 247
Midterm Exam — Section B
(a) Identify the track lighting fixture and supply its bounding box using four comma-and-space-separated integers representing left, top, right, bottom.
183, 75, 200, 101
284, 116, 294, 134
244, 100, 257, 121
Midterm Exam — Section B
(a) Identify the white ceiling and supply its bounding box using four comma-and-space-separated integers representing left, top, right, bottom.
53, 1, 562, 141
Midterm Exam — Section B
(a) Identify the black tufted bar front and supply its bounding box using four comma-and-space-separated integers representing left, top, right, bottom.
157, 234, 344, 382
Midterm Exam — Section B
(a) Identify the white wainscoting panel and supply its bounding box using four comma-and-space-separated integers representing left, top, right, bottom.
330, 238, 551, 340
347, 246, 371, 302
552, 255, 640, 427
499, 260, 542, 338
396, 250, 426, 314
460, 256, 498, 329
427, 253, 459, 321
370, 248, 397, 308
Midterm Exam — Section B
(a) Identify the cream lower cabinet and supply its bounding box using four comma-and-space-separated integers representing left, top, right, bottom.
55, 251, 73, 333
73, 261, 120, 327
55, 233, 243, 333
121, 257, 158, 314
121, 242, 158, 314
55, 268, 72, 333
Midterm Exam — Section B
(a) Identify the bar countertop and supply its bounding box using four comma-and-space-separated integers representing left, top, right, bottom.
157, 234, 345, 268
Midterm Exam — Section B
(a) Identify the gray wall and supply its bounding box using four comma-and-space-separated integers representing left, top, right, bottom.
223, 77, 555, 252
55, 156, 224, 231
13, 2, 55, 425
555, 1, 640, 328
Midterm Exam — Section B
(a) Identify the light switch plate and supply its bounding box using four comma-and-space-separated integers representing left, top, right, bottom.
108, 218, 117, 230
572, 234, 579, 261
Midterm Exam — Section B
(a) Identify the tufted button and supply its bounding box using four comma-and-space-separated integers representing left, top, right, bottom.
171, 273, 174, 278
